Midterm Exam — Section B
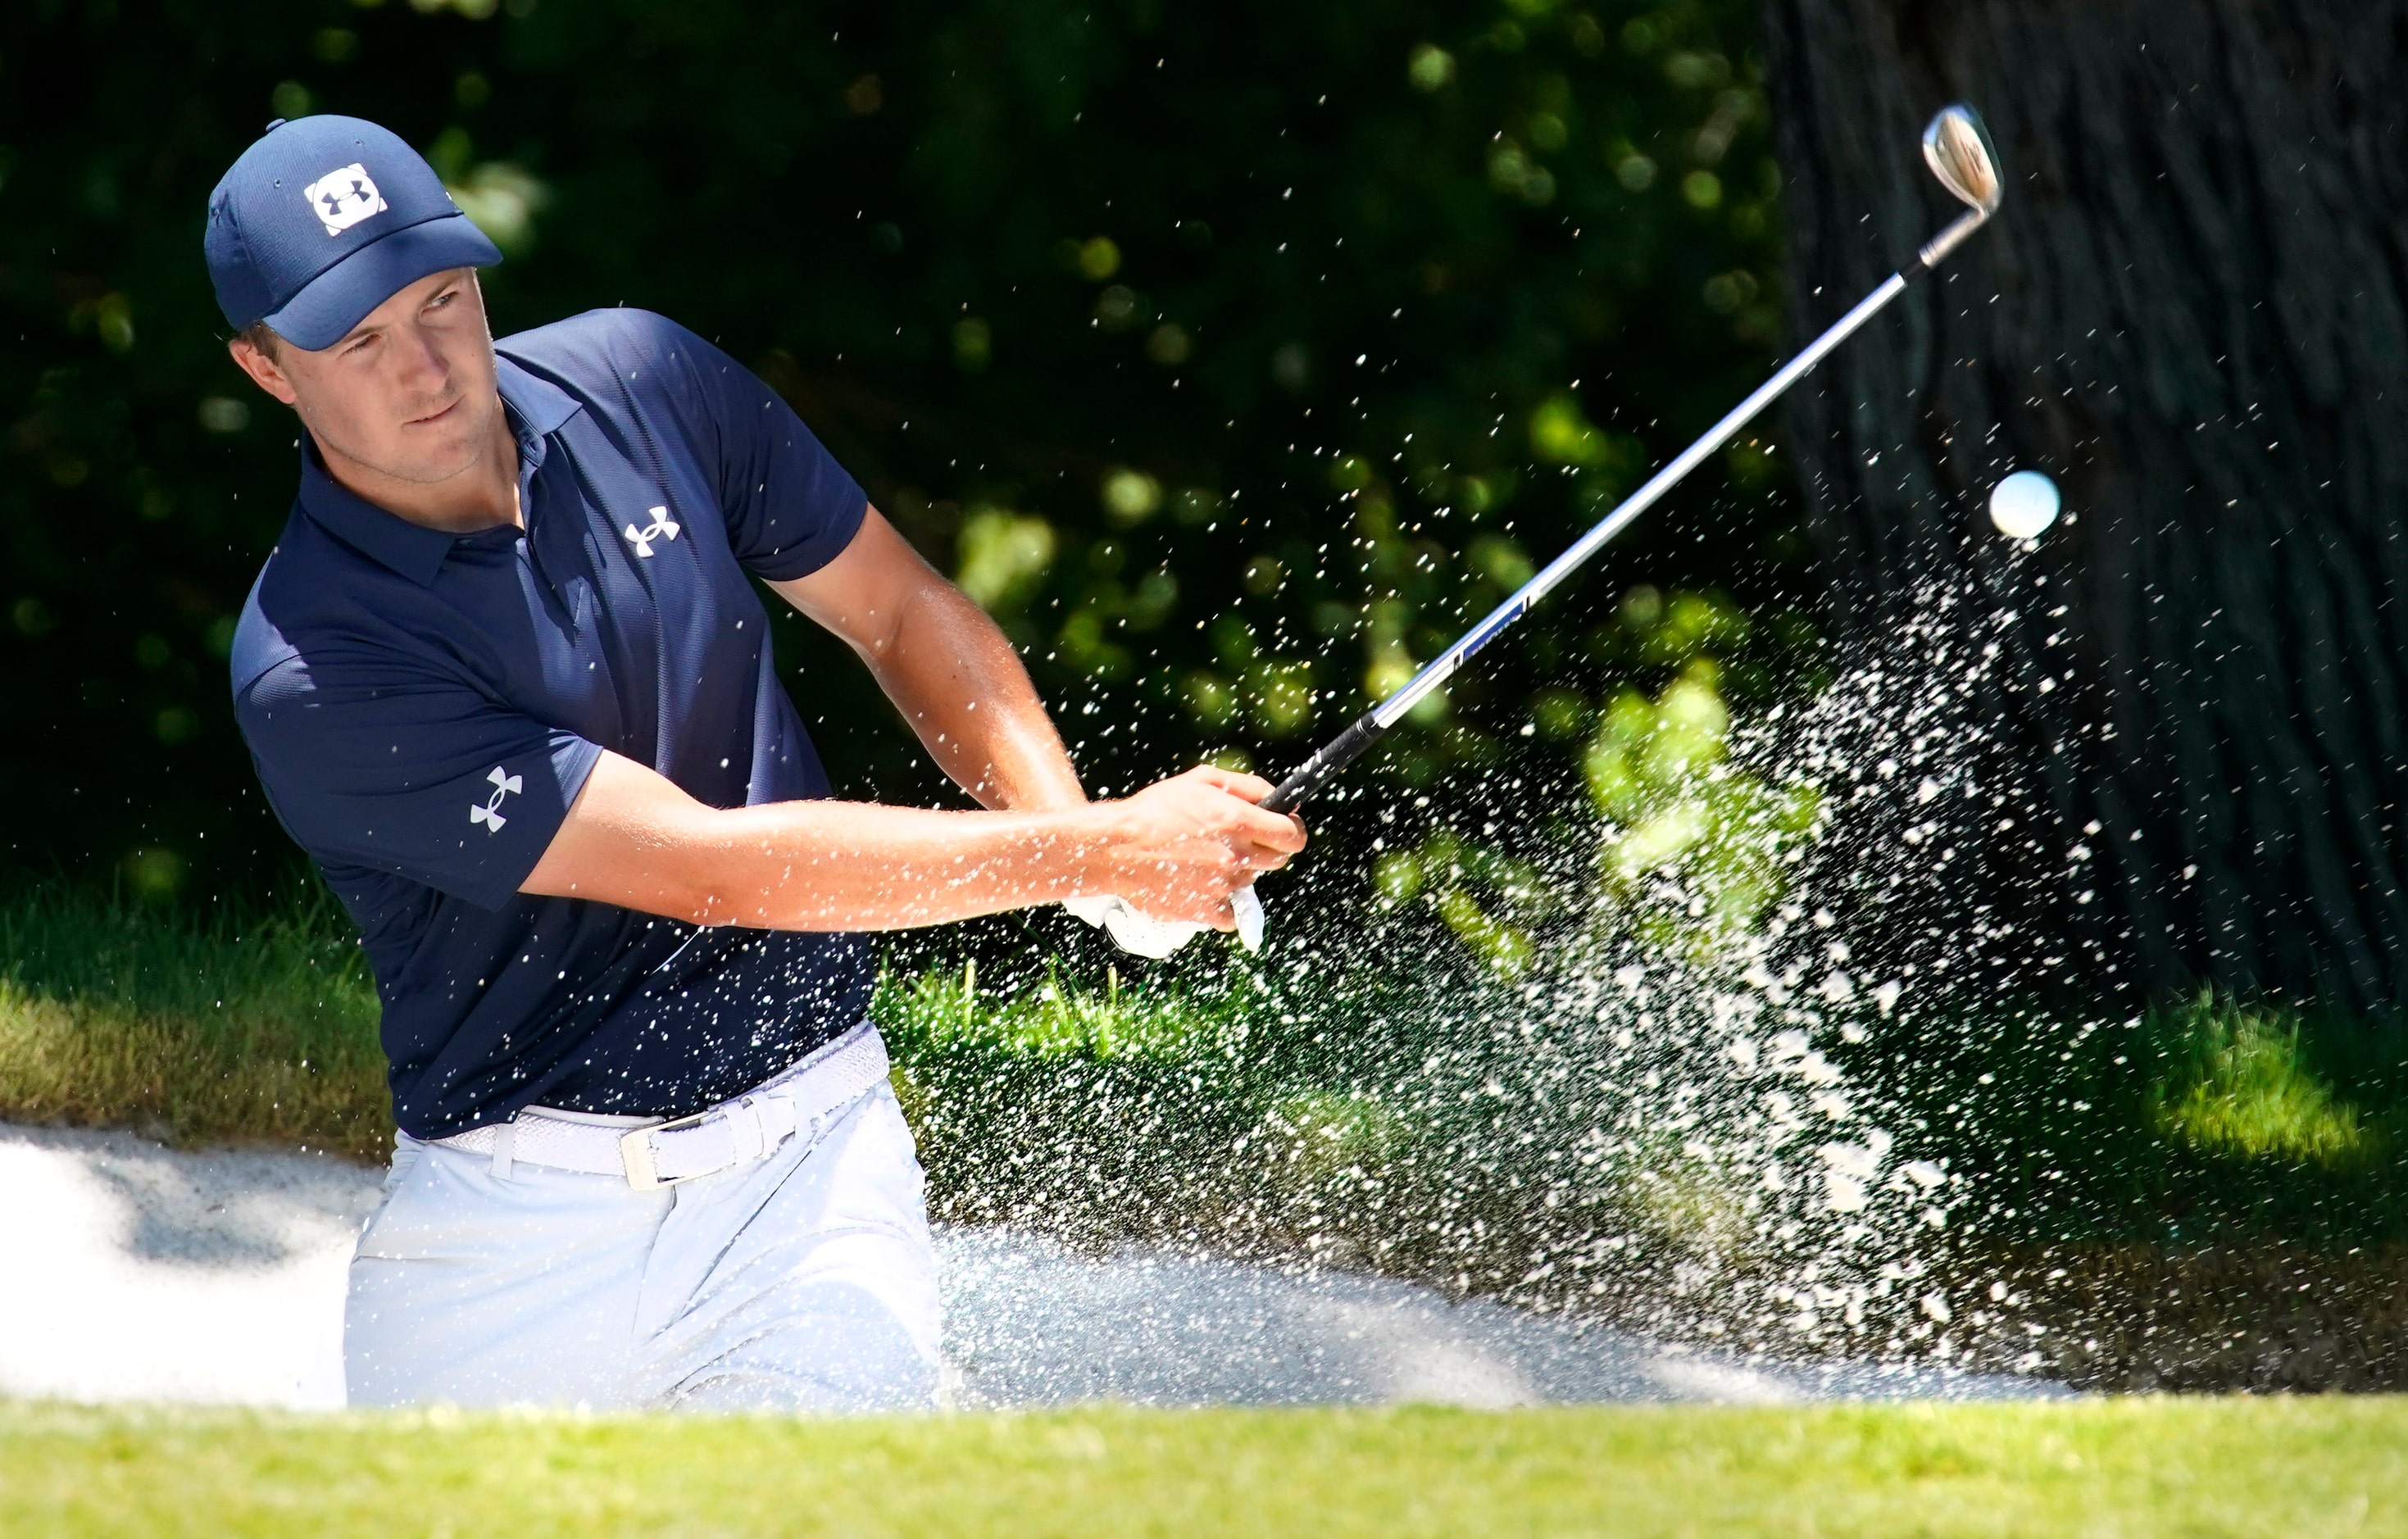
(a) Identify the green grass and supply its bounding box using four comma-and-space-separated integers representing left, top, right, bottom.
0, 883, 385, 1158
0, 1399, 2401, 1537
875, 955, 1288, 1245
1867, 988, 2408, 1249
880, 956, 1251, 1066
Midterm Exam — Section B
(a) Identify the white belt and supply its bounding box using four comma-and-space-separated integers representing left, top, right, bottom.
434, 1023, 890, 1190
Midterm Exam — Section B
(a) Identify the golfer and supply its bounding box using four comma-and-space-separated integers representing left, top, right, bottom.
208, 116, 1302, 1410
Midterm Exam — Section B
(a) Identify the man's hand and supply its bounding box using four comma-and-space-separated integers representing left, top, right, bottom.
1065, 766, 1298, 956
1073, 765, 1305, 930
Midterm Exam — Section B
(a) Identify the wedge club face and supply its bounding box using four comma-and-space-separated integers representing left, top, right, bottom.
1922, 104, 2001, 216
1912, 103, 2002, 270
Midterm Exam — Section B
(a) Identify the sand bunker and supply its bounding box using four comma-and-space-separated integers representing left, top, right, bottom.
0, 1124, 2054, 1410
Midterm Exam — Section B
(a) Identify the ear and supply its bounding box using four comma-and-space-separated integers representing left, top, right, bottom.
227, 336, 299, 406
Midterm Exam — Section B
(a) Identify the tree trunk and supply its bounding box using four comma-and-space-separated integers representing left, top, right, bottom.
1758, 0, 2408, 1017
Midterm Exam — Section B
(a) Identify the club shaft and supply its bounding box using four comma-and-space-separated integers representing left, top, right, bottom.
1373, 269, 1911, 729
1262, 252, 1957, 817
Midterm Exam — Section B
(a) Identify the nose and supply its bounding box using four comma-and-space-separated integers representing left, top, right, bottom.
393, 320, 451, 399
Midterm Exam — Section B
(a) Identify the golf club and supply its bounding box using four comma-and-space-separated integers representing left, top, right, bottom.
1228, 102, 2003, 941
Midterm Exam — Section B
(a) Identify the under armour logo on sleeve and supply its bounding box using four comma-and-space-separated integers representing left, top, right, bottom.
469, 765, 523, 832
623, 506, 681, 557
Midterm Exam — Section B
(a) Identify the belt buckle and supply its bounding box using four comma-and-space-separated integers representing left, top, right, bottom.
619, 1106, 718, 1191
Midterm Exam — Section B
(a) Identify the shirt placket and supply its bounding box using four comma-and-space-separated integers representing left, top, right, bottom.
559, 413, 679, 775
516, 435, 583, 629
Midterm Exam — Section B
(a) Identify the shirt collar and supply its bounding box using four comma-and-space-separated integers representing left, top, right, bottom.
293, 358, 586, 588
497, 354, 580, 439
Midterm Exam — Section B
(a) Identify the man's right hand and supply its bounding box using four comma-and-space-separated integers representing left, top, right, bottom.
1074, 765, 1306, 930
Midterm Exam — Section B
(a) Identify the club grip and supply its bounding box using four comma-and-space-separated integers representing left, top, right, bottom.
1261, 711, 1388, 815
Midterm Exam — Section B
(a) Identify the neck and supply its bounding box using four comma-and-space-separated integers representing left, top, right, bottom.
314, 396, 522, 534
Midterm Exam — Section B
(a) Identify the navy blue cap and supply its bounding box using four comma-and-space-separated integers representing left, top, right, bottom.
205, 115, 502, 352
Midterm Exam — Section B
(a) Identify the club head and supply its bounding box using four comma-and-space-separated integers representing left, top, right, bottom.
1922, 104, 2001, 216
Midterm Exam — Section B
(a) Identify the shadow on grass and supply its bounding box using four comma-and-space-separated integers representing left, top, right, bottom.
1860, 989, 2408, 1251
1840, 988, 2408, 1388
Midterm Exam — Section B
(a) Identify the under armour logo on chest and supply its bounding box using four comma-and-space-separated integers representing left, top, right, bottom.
470, 765, 522, 832
623, 506, 681, 557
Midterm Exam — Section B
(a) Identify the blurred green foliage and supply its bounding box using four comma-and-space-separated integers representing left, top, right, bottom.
1583, 656, 1820, 964
1859, 987, 2408, 1250
1, 0, 1804, 897
1373, 825, 1555, 974
2147, 994, 2383, 1172
1371, 586, 1816, 974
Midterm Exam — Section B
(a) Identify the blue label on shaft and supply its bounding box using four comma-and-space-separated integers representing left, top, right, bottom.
1458, 600, 1528, 661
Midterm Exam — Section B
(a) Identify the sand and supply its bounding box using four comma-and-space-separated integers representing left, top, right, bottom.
0, 1123, 2054, 1410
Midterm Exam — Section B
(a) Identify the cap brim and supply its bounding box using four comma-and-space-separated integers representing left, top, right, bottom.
264, 213, 505, 352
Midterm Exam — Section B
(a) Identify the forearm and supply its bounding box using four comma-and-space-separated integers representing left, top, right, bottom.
868, 580, 1084, 811
769, 516, 1084, 812
675, 799, 1097, 928
527, 751, 1111, 929
529, 750, 1304, 932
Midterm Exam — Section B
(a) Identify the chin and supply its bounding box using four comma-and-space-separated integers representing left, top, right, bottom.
394, 415, 493, 482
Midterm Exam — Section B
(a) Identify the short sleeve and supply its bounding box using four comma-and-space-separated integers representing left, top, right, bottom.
237, 650, 602, 910
656, 319, 869, 582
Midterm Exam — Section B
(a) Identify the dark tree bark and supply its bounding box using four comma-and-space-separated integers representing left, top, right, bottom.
1759, 0, 2408, 1016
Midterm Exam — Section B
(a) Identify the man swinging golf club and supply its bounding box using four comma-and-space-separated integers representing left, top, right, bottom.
210, 115, 1302, 1410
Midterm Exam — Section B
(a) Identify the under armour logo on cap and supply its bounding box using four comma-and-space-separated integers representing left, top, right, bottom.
302, 162, 388, 236
203, 116, 502, 351
469, 765, 522, 832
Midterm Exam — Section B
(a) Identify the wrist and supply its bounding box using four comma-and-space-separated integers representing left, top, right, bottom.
1038, 801, 1128, 899
1009, 783, 1090, 815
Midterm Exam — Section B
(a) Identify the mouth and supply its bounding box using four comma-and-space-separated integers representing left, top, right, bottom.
405, 398, 461, 428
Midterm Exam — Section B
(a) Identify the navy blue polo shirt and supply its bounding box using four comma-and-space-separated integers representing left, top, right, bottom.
232, 308, 873, 1139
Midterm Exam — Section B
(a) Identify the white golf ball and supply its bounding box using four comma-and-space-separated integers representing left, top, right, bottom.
1988, 469, 2060, 539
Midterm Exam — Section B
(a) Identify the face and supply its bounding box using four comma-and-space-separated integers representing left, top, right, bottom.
229, 268, 503, 491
